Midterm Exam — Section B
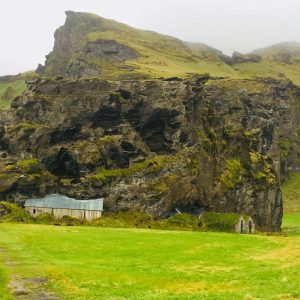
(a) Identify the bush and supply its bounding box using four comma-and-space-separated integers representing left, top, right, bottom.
35, 213, 56, 224
0, 201, 33, 223
60, 215, 82, 226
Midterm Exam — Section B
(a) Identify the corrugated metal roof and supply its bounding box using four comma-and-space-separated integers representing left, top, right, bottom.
25, 194, 103, 211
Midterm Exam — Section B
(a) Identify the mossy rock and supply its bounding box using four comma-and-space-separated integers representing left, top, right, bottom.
6, 159, 41, 174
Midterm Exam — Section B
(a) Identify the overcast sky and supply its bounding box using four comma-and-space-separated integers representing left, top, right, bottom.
1, 0, 300, 75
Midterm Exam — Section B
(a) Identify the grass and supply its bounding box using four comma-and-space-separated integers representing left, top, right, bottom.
0, 218, 299, 299
282, 172, 300, 213
0, 266, 12, 300
0, 173, 299, 299
42, 12, 300, 85
233, 60, 300, 86
0, 79, 26, 110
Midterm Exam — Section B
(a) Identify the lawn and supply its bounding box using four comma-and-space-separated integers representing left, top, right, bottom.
1, 171, 300, 299
0, 221, 299, 300
282, 172, 300, 213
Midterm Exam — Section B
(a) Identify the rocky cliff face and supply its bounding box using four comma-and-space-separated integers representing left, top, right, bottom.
1, 74, 300, 231
1, 12, 300, 231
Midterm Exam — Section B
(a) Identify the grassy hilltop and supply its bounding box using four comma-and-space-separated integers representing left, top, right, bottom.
42, 11, 300, 84
0, 78, 26, 110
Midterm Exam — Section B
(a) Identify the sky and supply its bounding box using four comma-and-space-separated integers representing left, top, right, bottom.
1, 0, 300, 75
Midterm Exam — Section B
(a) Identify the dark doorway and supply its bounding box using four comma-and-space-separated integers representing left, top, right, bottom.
240, 219, 243, 233
248, 220, 252, 233
33, 208, 36, 214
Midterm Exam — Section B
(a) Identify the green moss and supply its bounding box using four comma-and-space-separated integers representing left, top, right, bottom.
223, 124, 244, 138
152, 181, 169, 194
97, 135, 119, 145
88, 156, 169, 182
109, 92, 122, 101
6, 159, 41, 174
249, 151, 276, 185
219, 158, 244, 189
189, 158, 200, 175
12, 122, 47, 131
279, 138, 294, 158
198, 128, 219, 155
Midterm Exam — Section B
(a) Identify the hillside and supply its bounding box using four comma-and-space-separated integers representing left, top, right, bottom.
232, 42, 300, 85
0, 75, 27, 110
37, 11, 300, 85
1, 11, 300, 231
39, 11, 234, 79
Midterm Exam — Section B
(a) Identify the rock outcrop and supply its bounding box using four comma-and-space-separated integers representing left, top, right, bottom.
1, 12, 300, 232
1, 73, 300, 231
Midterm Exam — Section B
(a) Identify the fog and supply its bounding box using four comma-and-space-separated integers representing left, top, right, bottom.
1, 0, 299, 75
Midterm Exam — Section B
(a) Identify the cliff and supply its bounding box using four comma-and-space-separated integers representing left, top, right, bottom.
1, 11, 300, 231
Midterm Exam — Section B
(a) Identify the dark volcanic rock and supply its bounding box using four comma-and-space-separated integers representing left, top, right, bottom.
83, 39, 139, 61
45, 148, 80, 178
1, 75, 298, 231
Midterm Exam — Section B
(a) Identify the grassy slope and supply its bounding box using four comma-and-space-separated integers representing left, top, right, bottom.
0, 79, 26, 110
235, 42, 300, 85
48, 13, 300, 84
282, 172, 300, 213
83, 16, 236, 79
282, 172, 300, 235
89, 17, 300, 82
233, 60, 300, 86
0, 223, 299, 300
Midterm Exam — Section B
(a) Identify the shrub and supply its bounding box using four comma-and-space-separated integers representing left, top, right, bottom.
35, 213, 56, 224
60, 215, 82, 226
0, 201, 33, 223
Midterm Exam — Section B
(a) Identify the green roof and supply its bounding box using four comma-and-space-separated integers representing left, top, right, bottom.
25, 194, 103, 211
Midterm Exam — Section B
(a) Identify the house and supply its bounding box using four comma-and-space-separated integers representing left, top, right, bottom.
235, 216, 255, 233
25, 194, 103, 221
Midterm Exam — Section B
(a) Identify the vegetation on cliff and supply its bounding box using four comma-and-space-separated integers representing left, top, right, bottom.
39, 11, 300, 84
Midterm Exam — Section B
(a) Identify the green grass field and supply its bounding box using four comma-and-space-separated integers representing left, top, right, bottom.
0, 172, 300, 299
0, 217, 299, 300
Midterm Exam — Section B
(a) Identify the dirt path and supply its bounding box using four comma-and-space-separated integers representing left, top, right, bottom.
8, 276, 61, 300
0, 247, 61, 300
